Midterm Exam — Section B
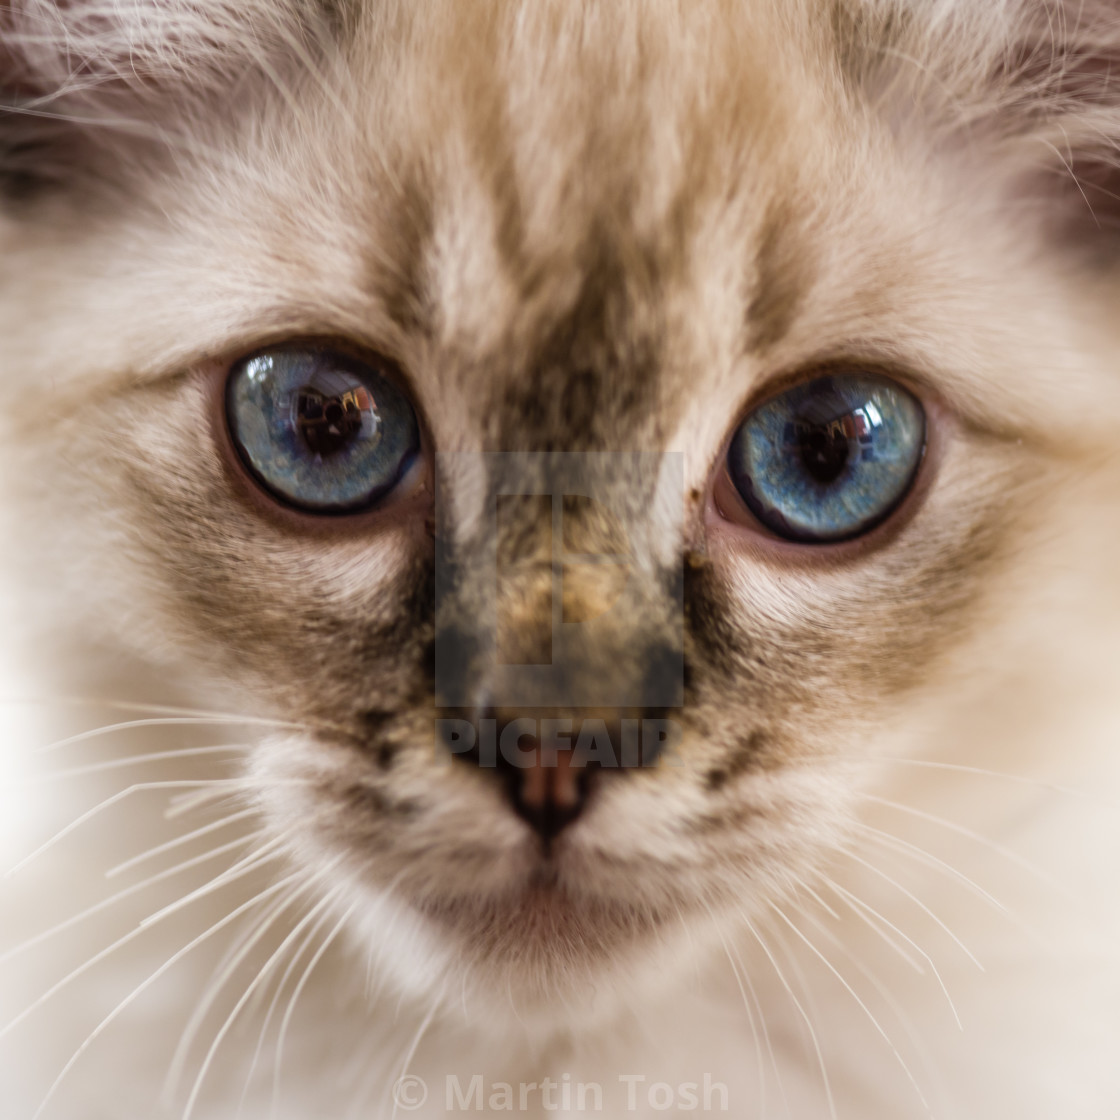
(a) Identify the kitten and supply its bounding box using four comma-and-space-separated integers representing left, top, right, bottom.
2, 0, 1120, 1117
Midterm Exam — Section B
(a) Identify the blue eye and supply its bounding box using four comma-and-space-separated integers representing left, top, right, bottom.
226, 347, 420, 513
727, 372, 925, 542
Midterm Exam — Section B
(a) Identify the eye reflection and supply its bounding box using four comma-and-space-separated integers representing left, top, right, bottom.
294, 372, 377, 457
786, 389, 883, 484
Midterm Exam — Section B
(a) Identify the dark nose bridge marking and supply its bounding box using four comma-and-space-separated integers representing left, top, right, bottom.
435, 451, 680, 709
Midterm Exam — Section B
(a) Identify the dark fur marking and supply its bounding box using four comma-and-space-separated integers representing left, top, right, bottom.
371, 172, 436, 337
705, 729, 772, 791
746, 201, 812, 353
492, 244, 662, 452
335, 781, 418, 819
683, 560, 754, 679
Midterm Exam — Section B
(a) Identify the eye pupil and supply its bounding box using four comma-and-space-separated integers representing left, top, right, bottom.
796, 420, 850, 483
295, 383, 372, 457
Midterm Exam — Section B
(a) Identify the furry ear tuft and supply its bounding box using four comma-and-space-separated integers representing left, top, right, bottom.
983, 1, 1120, 257
843, 0, 1120, 262
0, 0, 341, 200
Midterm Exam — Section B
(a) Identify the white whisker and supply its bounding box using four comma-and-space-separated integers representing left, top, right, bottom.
859, 792, 1071, 900
0, 845, 287, 1043
769, 903, 932, 1116
795, 881, 842, 923
389, 982, 445, 1120
271, 903, 357, 1119
164, 780, 309, 822
182, 887, 340, 1120
708, 911, 769, 1118
740, 909, 837, 1120
855, 823, 1009, 915
1, 695, 313, 729
139, 838, 286, 929
866, 756, 1115, 806
107, 809, 259, 879
25, 744, 247, 785
817, 878, 926, 974
4, 780, 247, 878
0, 833, 261, 968
236, 899, 340, 1115
163, 887, 308, 1105
30, 873, 303, 1120
33, 717, 297, 757
839, 846, 984, 971
796, 908, 950, 1109
823, 876, 963, 1030
167, 786, 247, 820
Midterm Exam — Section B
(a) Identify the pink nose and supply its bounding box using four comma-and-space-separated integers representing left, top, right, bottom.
518, 740, 586, 815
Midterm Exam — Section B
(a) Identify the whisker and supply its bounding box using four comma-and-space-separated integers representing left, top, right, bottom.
165, 780, 309, 822
795, 907, 950, 1109
854, 823, 1008, 914
770, 902, 932, 1116
794, 881, 842, 924
30, 873, 303, 1120
237, 900, 340, 1116
763, 911, 830, 1089
728, 933, 792, 1120
839, 846, 984, 971
163, 888, 306, 1105
0, 833, 261, 968
707, 909, 769, 1119
865, 756, 1116, 806
106, 809, 259, 879
823, 876, 965, 1030
139, 838, 287, 929
32, 717, 304, 757
854, 824, 1056, 954
389, 982, 445, 1120
859, 792, 1072, 899
4, 780, 247, 878
271, 902, 357, 1119
0, 843, 285, 1042
167, 787, 247, 820
182, 886, 341, 1120
24, 744, 247, 785
739, 909, 837, 1120
1, 695, 314, 728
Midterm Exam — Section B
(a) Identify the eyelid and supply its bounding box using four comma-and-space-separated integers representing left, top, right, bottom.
729, 356, 937, 428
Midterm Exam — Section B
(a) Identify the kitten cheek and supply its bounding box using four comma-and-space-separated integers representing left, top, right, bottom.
705, 398, 951, 568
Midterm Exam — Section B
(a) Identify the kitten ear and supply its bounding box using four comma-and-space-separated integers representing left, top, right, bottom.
0, 2, 159, 197
0, 1, 340, 200
845, 0, 1120, 260
994, 0, 1120, 257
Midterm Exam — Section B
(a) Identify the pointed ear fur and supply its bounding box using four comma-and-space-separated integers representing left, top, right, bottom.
841, 0, 1120, 262
992, 1, 1120, 257
0, 1, 341, 201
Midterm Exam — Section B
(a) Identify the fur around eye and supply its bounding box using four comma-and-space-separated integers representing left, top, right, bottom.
225, 347, 420, 513
726, 372, 926, 542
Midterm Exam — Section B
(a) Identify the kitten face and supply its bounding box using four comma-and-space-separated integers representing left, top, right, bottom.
3, 0, 1117, 1019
